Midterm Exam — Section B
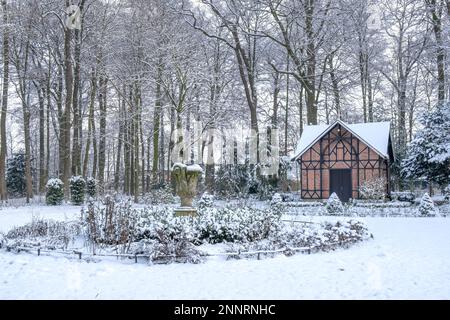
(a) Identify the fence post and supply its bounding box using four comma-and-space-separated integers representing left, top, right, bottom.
78, 252, 82, 260
38, 248, 40, 256
257, 253, 260, 260
307, 248, 311, 255
134, 254, 138, 263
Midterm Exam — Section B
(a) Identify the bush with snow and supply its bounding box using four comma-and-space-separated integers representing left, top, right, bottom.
6, 153, 27, 197
70, 176, 86, 205
195, 206, 282, 244
150, 225, 204, 264
359, 177, 386, 201
4, 218, 81, 250
83, 196, 138, 249
142, 184, 176, 205
418, 193, 439, 217
444, 184, 450, 202
271, 193, 283, 205
134, 205, 282, 245
325, 192, 344, 215
46, 178, 64, 205
391, 191, 415, 203
226, 219, 371, 260
198, 192, 214, 209
270, 192, 284, 215
86, 177, 97, 198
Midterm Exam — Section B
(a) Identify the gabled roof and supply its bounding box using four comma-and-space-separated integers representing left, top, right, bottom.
291, 120, 393, 161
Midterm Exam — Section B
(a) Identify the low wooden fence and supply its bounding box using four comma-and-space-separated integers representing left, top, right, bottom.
1, 238, 356, 264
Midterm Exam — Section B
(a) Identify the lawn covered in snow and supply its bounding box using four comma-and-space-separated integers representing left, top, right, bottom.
0, 205, 449, 299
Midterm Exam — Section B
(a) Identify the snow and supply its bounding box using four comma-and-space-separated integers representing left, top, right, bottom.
171, 163, 203, 173
45, 178, 63, 188
1, 205, 450, 299
0, 205, 81, 233
186, 164, 203, 173
171, 162, 186, 171
292, 120, 391, 160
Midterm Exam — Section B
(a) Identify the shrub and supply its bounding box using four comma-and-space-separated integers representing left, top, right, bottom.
5, 218, 81, 249
82, 196, 138, 250
198, 192, 214, 209
270, 193, 284, 215
46, 178, 64, 205
325, 192, 344, 215
392, 191, 415, 203
151, 225, 204, 264
195, 206, 282, 244
134, 205, 282, 245
142, 184, 176, 205
359, 176, 387, 200
6, 153, 27, 197
444, 184, 450, 202
418, 193, 439, 216
226, 219, 371, 260
86, 177, 97, 198
70, 176, 86, 205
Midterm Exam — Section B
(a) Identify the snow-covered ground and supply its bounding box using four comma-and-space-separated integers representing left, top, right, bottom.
1, 206, 449, 299
0, 205, 81, 233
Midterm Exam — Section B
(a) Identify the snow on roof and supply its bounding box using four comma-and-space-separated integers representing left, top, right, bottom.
292, 120, 392, 160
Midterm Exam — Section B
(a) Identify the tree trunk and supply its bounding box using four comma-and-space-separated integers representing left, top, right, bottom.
46, 67, 51, 182
71, 8, 83, 176
83, 68, 97, 177
328, 56, 341, 119
114, 89, 124, 191
299, 84, 304, 135
23, 107, 33, 202
428, 0, 445, 103
38, 87, 46, 193
398, 78, 407, 153
272, 71, 280, 127
305, 0, 317, 125
152, 59, 163, 185
284, 55, 290, 156
98, 75, 107, 193
62, 6, 73, 198
0, 0, 9, 201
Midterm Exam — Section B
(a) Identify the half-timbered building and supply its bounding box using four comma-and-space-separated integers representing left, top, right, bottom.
291, 120, 394, 202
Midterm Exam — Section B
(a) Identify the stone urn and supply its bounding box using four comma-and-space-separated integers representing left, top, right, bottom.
171, 163, 203, 216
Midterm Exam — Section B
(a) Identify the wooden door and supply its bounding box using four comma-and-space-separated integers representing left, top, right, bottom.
329, 169, 352, 202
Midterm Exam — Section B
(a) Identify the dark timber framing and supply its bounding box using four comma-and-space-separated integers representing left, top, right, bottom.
296, 122, 393, 200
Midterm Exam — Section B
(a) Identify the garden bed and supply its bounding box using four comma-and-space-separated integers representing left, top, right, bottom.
0, 199, 371, 265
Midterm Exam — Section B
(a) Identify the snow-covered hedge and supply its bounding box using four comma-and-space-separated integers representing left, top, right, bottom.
46, 178, 64, 205
391, 191, 415, 203
196, 206, 282, 243
142, 184, 176, 205
70, 176, 86, 205
226, 219, 371, 259
359, 177, 386, 200
4, 218, 81, 249
135, 205, 282, 245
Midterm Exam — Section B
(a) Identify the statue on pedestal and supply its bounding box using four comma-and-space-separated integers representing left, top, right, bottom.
171, 163, 203, 216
